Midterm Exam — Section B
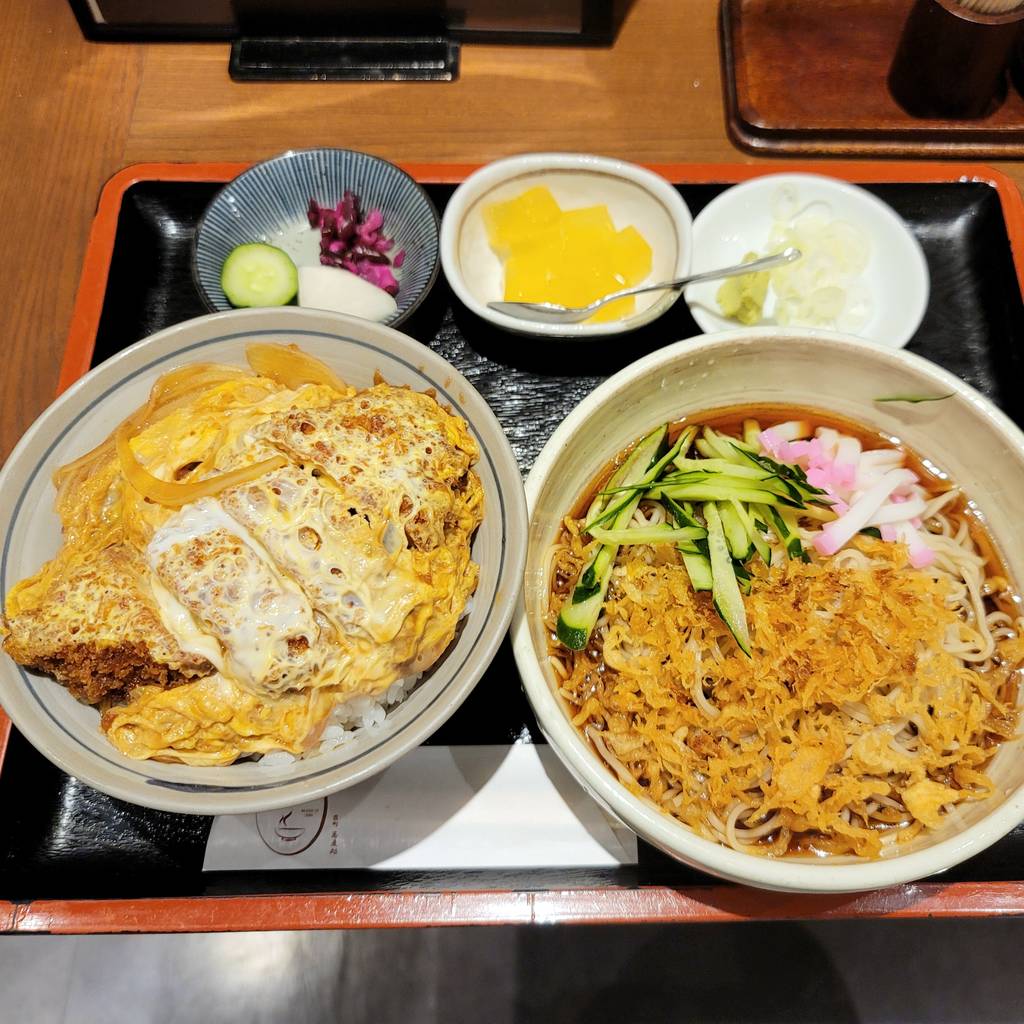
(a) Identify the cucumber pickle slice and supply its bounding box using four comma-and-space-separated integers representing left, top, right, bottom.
221, 243, 298, 308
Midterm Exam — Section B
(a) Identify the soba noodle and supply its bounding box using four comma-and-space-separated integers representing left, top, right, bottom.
547, 409, 1024, 859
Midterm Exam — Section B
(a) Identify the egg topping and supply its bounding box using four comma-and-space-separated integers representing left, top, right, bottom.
1, 345, 483, 766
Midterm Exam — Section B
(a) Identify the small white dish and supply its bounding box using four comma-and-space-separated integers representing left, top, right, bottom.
440, 153, 694, 338
685, 173, 929, 349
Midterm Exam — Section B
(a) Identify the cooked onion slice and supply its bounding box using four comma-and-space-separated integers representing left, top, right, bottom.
53, 364, 253, 496
116, 425, 286, 508
246, 342, 349, 394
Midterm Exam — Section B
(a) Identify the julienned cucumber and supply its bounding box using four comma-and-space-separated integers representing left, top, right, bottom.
717, 501, 752, 561
761, 503, 807, 562
585, 425, 671, 532
558, 425, 668, 650
704, 502, 752, 656
221, 244, 299, 308
663, 496, 713, 591
588, 524, 706, 546
557, 419, 815, 654
681, 550, 713, 592
555, 560, 615, 651
734, 499, 772, 565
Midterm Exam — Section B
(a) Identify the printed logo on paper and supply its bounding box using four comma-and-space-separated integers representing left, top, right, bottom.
256, 798, 329, 856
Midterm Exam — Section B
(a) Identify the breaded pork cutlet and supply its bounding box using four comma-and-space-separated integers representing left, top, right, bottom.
1, 543, 212, 704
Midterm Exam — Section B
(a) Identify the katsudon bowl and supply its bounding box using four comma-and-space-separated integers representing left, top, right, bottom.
0, 307, 526, 814
512, 328, 1024, 893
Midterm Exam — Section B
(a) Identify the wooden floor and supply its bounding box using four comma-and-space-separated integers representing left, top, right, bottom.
4, 919, 1024, 1023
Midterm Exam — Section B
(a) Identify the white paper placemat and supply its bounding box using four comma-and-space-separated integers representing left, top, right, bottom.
203, 745, 638, 871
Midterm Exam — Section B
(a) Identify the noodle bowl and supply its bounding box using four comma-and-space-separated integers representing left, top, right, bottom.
512, 329, 1024, 892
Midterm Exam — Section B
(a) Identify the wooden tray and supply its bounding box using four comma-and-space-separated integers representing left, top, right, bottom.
720, 0, 1024, 157
4, 160, 1024, 933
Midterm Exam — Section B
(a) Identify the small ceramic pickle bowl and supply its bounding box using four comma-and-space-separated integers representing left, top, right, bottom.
440, 152, 694, 339
192, 148, 440, 328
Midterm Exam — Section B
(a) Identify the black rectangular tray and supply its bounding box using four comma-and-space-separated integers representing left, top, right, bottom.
4, 168, 1024, 923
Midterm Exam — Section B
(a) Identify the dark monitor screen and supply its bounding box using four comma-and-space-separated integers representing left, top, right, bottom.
71, 0, 623, 43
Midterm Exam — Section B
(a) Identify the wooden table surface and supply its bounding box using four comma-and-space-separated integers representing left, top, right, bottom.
2, 0, 1023, 461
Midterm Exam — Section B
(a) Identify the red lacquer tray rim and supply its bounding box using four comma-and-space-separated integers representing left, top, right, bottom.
6, 881, 1024, 934
4, 159, 1024, 933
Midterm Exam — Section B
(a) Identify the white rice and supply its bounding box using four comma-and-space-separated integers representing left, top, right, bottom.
257, 672, 423, 767
256, 592, 474, 766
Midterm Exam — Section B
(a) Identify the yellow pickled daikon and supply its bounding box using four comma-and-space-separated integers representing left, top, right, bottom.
483, 187, 652, 323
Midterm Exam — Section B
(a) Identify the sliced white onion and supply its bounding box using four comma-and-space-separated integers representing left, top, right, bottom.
760, 192, 873, 331
770, 185, 801, 222
805, 285, 846, 321
820, 220, 871, 275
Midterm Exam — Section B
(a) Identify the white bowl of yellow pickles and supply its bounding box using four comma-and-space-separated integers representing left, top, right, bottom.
440, 153, 693, 337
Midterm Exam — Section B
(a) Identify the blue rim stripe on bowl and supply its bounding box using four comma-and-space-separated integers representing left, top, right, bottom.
192, 149, 440, 328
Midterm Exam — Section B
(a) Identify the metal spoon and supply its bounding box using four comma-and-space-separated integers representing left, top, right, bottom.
487, 247, 801, 325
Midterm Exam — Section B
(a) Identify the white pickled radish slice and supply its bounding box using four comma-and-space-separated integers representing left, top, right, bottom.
762, 417, 934, 566
835, 435, 862, 467
859, 449, 904, 468
298, 265, 398, 323
815, 427, 841, 459
769, 420, 813, 442
895, 521, 936, 568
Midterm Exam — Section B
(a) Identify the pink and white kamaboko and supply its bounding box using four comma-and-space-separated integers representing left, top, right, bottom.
759, 420, 936, 568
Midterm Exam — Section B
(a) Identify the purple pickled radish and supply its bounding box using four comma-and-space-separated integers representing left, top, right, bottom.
356, 210, 385, 244
351, 245, 389, 264
354, 261, 399, 295
306, 192, 401, 296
